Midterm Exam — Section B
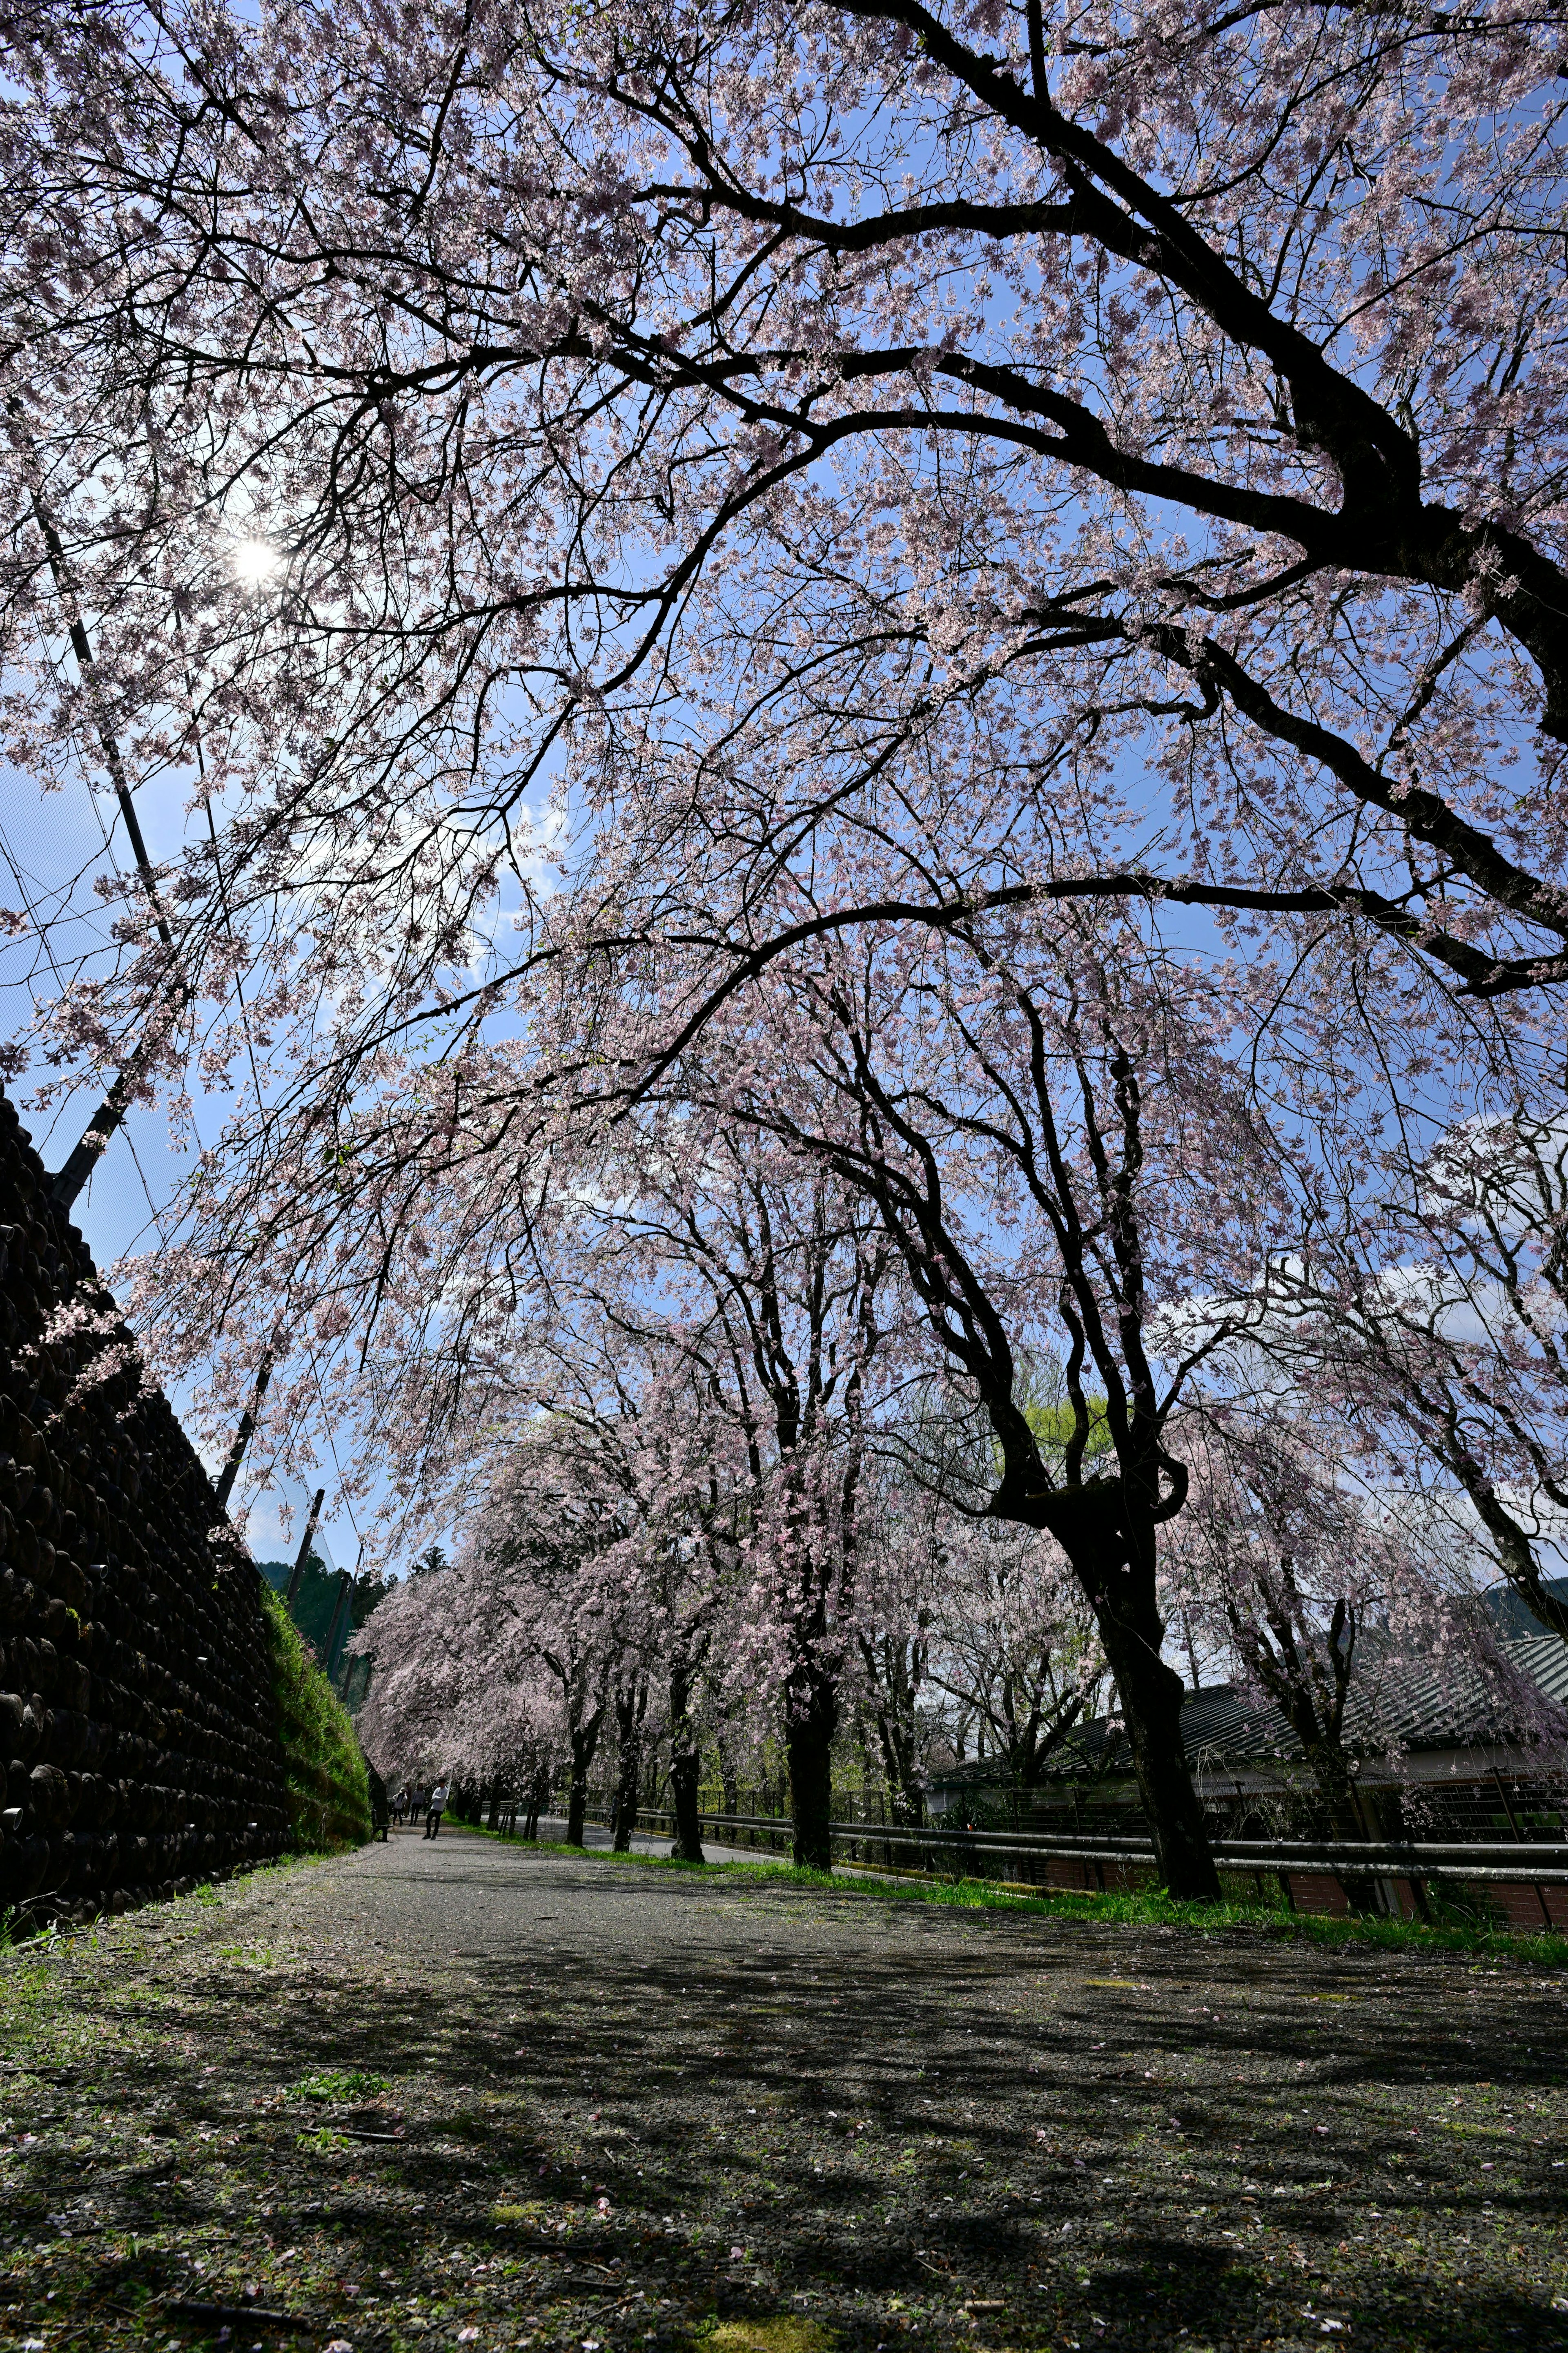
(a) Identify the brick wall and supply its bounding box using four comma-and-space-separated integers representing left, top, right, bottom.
0, 1093, 290, 1927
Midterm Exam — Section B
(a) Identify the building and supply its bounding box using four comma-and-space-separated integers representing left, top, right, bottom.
925, 1613, 1568, 1926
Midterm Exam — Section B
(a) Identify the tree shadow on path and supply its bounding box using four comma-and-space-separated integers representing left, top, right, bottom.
1, 1832, 1564, 2353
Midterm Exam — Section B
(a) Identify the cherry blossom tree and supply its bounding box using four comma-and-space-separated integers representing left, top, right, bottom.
1167, 1418, 1424, 1831
921, 1513, 1108, 1796
454, 1127, 898, 1868
1163, 1403, 1568, 1898
582, 899, 1306, 1897
5, 0, 1568, 1903
1285, 1113, 1568, 1648
335, 1106, 898, 1868
4, 0, 1568, 1209
849, 1389, 1108, 1818
353, 1547, 567, 1803
375, 1396, 678, 1844
842, 1454, 940, 1825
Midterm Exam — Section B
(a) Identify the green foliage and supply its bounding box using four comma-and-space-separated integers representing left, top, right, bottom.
292, 2067, 388, 2101
255, 1554, 385, 1673
1020, 1388, 1113, 1468
983, 1361, 1114, 1484
258, 1581, 372, 1851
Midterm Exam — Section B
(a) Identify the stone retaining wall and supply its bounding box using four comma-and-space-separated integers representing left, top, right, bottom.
0, 1093, 290, 1925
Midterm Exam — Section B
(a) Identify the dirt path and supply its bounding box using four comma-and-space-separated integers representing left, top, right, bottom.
2, 1826, 1565, 2353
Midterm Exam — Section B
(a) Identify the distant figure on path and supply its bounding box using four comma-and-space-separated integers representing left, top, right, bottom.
367, 1761, 390, 1842
410, 1783, 428, 1825
425, 1780, 449, 1839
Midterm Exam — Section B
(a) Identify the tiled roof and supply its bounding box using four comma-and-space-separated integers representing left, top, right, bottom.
1516, 1632, 1568, 1712
928, 1630, 1568, 1788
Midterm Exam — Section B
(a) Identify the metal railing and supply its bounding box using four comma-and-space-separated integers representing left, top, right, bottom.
584, 1804, 1568, 1892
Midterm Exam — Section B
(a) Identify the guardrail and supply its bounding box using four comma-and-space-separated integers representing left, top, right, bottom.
585, 1804, 1568, 1898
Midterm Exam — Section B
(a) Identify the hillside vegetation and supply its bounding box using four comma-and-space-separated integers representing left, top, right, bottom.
258, 1582, 371, 1851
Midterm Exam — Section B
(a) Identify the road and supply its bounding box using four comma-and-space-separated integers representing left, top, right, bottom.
1, 1823, 1564, 2353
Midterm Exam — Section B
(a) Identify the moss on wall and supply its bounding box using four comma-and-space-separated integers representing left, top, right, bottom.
258, 1582, 371, 1851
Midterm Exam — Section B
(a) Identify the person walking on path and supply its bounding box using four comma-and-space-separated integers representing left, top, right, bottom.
410, 1783, 427, 1826
424, 1780, 449, 1839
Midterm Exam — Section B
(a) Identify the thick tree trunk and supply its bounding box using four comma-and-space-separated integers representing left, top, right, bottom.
786, 1660, 837, 1872
670, 1742, 704, 1862
566, 1712, 602, 1848
1027, 1482, 1221, 1903
1098, 1621, 1221, 1902
668, 1656, 705, 1863
613, 1679, 646, 1853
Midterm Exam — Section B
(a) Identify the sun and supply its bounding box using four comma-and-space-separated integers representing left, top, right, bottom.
232, 537, 280, 586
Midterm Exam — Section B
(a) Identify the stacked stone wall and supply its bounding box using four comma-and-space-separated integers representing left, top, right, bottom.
0, 1093, 290, 1926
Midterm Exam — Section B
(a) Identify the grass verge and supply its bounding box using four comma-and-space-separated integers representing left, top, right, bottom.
453, 1817, 1568, 1967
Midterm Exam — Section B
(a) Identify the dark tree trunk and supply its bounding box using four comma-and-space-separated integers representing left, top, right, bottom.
613, 1678, 646, 1853
525, 1765, 547, 1843
786, 1657, 838, 1872
566, 1711, 603, 1848
1093, 1600, 1221, 1903
668, 1654, 705, 1863
487, 1782, 502, 1832
1019, 1477, 1221, 1904
717, 1729, 739, 1821
670, 1742, 704, 1862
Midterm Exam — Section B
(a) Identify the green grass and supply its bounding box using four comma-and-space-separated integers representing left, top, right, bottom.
458, 1818, 1568, 1967
291, 2065, 389, 2101
258, 1580, 372, 1852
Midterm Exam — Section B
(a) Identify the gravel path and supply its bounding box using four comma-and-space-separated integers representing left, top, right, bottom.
1, 1825, 1565, 2353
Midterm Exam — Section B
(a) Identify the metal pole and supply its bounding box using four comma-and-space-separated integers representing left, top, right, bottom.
214, 1350, 274, 1510
323, 1569, 354, 1686
284, 1487, 326, 1610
